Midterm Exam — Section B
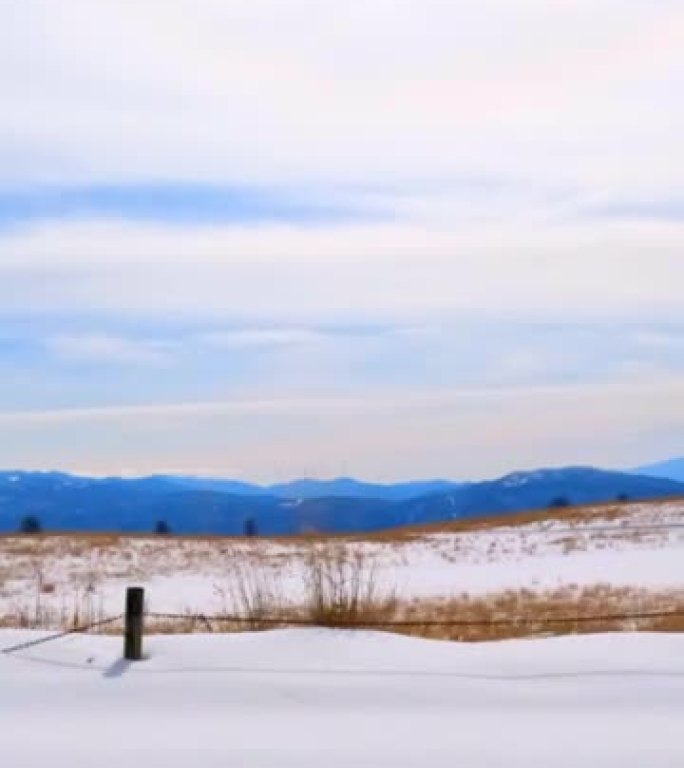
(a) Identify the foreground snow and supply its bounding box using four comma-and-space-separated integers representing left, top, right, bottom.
1, 629, 683, 767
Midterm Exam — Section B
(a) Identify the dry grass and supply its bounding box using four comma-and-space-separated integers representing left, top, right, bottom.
213, 547, 285, 630
138, 583, 684, 642
2, 498, 682, 641
0, 589, 108, 630
201, 542, 396, 630
4, 572, 682, 643
301, 543, 397, 626
390, 585, 684, 641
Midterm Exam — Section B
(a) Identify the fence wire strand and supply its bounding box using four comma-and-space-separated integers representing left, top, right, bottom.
3, 606, 682, 656
1, 614, 122, 655
146, 606, 684, 630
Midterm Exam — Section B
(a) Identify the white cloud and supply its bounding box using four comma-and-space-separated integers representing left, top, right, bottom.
197, 328, 327, 349
1, 0, 682, 325
0, 0, 682, 192
0, 1, 682, 478
1, 374, 682, 480
45, 334, 173, 366
1, 216, 682, 322
633, 330, 684, 350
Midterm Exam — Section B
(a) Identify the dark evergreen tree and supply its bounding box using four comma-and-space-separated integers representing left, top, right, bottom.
243, 517, 258, 537
155, 519, 171, 534
19, 515, 42, 533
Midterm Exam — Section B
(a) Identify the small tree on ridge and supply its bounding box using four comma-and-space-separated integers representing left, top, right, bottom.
19, 515, 42, 534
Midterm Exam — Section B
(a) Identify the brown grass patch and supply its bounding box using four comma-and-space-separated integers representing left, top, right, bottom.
301, 543, 397, 627
387, 584, 684, 641
4, 579, 682, 642
138, 584, 684, 642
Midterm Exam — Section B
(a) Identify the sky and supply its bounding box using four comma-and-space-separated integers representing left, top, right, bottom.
0, 0, 683, 481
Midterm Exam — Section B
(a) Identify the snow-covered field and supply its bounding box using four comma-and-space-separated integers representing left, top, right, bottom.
1, 628, 683, 767
2, 502, 683, 764
1, 499, 682, 623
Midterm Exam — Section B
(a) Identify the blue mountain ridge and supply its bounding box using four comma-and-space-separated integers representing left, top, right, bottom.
0, 465, 682, 535
153, 475, 461, 501
634, 457, 684, 483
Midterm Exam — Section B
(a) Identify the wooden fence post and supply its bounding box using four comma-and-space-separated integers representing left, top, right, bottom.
124, 586, 144, 660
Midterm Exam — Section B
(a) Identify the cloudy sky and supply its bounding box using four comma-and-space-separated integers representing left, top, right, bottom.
1, 0, 682, 480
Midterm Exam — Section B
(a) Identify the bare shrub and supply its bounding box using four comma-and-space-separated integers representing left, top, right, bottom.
216, 548, 284, 629
302, 543, 396, 627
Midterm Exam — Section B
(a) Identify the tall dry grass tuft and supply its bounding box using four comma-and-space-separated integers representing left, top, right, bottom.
215, 547, 285, 630
1, 586, 108, 631
301, 543, 397, 627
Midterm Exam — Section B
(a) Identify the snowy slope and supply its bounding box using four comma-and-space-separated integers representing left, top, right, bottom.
1, 499, 682, 622
1, 629, 683, 767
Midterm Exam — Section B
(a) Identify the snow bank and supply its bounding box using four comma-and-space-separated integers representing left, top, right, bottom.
1, 629, 683, 767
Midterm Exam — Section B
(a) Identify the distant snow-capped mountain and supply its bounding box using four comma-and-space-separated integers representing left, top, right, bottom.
266, 477, 460, 501
0, 466, 682, 535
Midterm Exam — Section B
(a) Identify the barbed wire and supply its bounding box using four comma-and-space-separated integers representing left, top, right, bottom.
2, 606, 681, 656
0, 614, 122, 655
146, 606, 684, 630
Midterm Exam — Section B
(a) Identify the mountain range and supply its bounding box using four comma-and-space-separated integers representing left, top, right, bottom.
0, 464, 682, 535
634, 457, 684, 483
153, 475, 460, 501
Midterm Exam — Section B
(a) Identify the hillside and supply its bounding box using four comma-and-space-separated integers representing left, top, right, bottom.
0, 467, 683, 534
399, 467, 684, 524
1, 496, 682, 636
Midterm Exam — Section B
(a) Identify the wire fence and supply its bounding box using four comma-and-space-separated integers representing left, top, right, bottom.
1, 614, 122, 655
3, 604, 683, 656
145, 606, 684, 630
